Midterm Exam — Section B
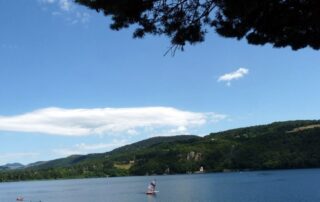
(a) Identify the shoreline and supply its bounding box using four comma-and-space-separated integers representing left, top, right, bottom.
1, 167, 319, 184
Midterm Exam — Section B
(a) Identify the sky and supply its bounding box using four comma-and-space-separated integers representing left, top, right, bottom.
0, 0, 319, 165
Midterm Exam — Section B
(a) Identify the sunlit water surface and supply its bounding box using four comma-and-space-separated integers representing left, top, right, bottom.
1, 169, 320, 202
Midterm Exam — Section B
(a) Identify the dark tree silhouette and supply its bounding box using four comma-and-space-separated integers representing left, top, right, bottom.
76, 0, 320, 51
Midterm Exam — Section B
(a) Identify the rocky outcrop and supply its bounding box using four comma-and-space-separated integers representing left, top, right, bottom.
186, 151, 202, 161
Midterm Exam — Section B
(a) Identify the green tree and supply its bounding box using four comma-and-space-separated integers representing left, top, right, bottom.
76, 0, 320, 51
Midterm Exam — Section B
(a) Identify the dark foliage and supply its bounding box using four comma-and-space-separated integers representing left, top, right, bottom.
75, 0, 320, 51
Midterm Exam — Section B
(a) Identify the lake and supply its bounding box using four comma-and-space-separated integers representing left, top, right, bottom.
1, 169, 320, 202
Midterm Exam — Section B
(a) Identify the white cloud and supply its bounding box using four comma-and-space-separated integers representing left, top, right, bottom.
0, 107, 226, 136
205, 112, 228, 123
53, 140, 128, 156
218, 68, 249, 86
59, 0, 72, 11
70, 12, 90, 24
41, 0, 72, 11
39, 0, 90, 24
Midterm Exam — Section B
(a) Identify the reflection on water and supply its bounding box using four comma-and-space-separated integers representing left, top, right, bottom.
147, 194, 157, 202
1, 169, 320, 202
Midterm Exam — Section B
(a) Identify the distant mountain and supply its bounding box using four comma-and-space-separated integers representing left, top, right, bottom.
1, 120, 320, 182
0, 163, 24, 170
25, 161, 47, 168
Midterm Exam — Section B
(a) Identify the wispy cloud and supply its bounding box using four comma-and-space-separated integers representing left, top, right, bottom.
0, 152, 39, 165
218, 68, 249, 86
59, 0, 72, 11
40, 0, 72, 11
39, 0, 90, 24
0, 107, 226, 136
39, 0, 55, 4
71, 12, 90, 24
1, 44, 18, 49
53, 140, 128, 156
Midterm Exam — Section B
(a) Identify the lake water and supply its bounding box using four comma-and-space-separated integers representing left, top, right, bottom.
1, 169, 320, 202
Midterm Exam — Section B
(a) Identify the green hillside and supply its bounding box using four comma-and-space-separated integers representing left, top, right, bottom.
1, 120, 320, 182
110, 135, 201, 154
29, 135, 200, 170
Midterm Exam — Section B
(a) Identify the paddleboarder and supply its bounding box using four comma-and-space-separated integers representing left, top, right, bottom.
146, 179, 156, 194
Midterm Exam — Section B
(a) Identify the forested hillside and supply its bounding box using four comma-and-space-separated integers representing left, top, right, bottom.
1, 120, 320, 182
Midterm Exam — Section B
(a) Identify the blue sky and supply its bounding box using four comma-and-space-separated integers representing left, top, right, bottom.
0, 0, 319, 165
